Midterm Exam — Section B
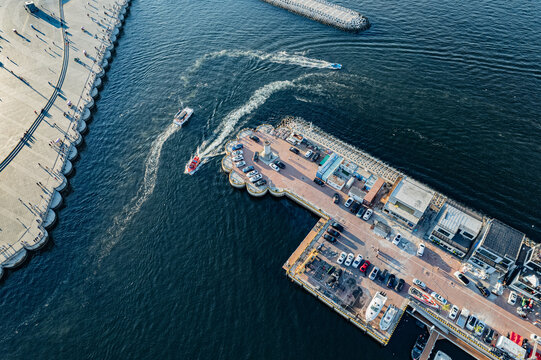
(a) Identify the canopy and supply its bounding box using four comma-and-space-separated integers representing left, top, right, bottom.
510, 332, 524, 346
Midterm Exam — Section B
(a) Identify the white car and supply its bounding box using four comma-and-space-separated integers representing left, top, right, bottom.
448, 305, 459, 320
337, 252, 347, 265
344, 198, 353, 208
392, 233, 402, 246
431, 291, 448, 305
413, 278, 426, 289
363, 208, 373, 221
352, 254, 363, 268
508, 291, 518, 305
369, 267, 379, 281
270, 163, 280, 172
232, 150, 243, 156
417, 242, 425, 257
247, 170, 259, 177
304, 150, 313, 158
344, 253, 354, 266
236, 161, 246, 168
453, 271, 470, 286
232, 155, 244, 162
466, 315, 478, 331
249, 174, 262, 182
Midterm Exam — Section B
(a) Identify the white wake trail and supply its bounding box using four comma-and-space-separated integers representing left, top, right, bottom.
96, 123, 180, 261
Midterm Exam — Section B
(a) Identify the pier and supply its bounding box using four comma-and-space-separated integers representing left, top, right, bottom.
261, 0, 370, 32
222, 120, 541, 359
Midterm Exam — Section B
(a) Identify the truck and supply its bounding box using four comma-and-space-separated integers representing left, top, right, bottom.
456, 307, 469, 329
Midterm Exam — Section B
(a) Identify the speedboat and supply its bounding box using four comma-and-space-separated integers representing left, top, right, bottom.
379, 305, 398, 331
411, 333, 428, 360
408, 287, 439, 309
329, 63, 342, 70
185, 156, 201, 175
173, 107, 194, 126
365, 291, 387, 322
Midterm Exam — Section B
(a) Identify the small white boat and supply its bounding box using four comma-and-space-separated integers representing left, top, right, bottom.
434, 351, 452, 360
379, 305, 398, 331
365, 291, 387, 322
173, 107, 193, 126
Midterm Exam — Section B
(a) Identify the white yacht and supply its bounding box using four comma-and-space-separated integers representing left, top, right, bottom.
434, 351, 452, 360
379, 305, 398, 331
365, 292, 387, 322
173, 107, 193, 126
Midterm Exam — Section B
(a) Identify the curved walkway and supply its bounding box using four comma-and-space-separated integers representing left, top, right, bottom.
0, 0, 69, 172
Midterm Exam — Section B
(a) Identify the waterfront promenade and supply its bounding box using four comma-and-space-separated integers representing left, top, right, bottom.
0, 0, 128, 271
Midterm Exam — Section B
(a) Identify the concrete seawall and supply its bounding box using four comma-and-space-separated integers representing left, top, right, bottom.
261, 0, 370, 32
0, 0, 132, 279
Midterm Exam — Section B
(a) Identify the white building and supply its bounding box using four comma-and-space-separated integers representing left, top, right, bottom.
382, 178, 434, 229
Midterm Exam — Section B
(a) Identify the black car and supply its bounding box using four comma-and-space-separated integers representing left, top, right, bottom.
311, 153, 320, 162
380, 269, 389, 282
253, 151, 259, 162
476, 284, 490, 297
330, 222, 344, 232
456, 272, 470, 285
395, 278, 405, 292
350, 201, 361, 214
274, 160, 285, 169
323, 234, 336, 243
313, 178, 325, 186
484, 328, 495, 344
255, 179, 267, 186
387, 274, 396, 288
326, 228, 340, 237
289, 147, 300, 154
333, 193, 340, 204
250, 135, 260, 143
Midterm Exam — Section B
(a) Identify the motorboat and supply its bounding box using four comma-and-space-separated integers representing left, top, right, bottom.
329, 63, 342, 70
411, 333, 428, 360
185, 155, 201, 175
409, 287, 439, 309
434, 351, 452, 360
173, 107, 194, 126
379, 305, 398, 331
365, 291, 387, 322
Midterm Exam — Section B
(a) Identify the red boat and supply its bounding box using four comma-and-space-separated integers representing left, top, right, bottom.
185, 156, 201, 175
409, 287, 439, 309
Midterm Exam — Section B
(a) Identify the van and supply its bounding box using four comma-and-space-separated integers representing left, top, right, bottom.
417, 242, 425, 257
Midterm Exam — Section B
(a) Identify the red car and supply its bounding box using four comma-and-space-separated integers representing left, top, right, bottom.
359, 260, 371, 273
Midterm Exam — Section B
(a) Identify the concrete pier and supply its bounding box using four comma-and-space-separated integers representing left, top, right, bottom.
0, 0, 131, 277
261, 0, 370, 32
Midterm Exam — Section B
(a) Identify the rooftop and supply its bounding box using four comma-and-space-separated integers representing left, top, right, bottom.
436, 203, 482, 236
482, 219, 525, 260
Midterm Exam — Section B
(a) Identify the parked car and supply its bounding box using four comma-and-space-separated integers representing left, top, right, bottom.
232, 150, 243, 156
232, 143, 243, 151
313, 178, 324, 186
330, 222, 344, 232
476, 285, 490, 298
249, 174, 262, 182
255, 179, 267, 187
250, 135, 260, 143
270, 163, 280, 172
344, 198, 353, 208
352, 254, 363, 268
417, 242, 425, 257
363, 208, 373, 221
380, 269, 389, 282
484, 328, 495, 344
323, 234, 336, 243
369, 267, 379, 281
350, 201, 361, 214
247, 170, 259, 177
337, 252, 347, 265
344, 253, 354, 266
395, 278, 405, 292
431, 292, 448, 305
392, 233, 402, 246
466, 315, 478, 331
508, 291, 518, 305
449, 305, 459, 320
274, 160, 285, 169
311, 153, 320, 162
242, 166, 254, 173
232, 155, 244, 162
253, 151, 259, 162
359, 260, 371, 273
333, 193, 340, 204
326, 228, 340, 237
454, 271, 470, 286
289, 147, 300, 154
236, 161, 246, 168
413, 278, 426, 289
304, 150, 313, 158
387, 274, 396, 288
356, 206, 367, 218
474, 321, 486, 336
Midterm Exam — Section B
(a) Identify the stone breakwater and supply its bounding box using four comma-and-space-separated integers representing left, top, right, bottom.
0, 0, 133, 279
261, 0, 370, 32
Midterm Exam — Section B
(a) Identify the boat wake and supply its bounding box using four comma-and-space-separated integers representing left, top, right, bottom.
96, 123, 180, 262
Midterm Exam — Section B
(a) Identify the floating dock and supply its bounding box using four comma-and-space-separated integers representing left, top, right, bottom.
261, 0, 370, 32
222, 119, 540, 359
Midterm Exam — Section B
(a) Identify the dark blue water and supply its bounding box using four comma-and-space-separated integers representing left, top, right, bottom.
1, 0, 540, 358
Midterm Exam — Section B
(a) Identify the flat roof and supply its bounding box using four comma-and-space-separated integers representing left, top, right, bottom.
392, 178, 434, 214
482, 219, 525, 260
436, 204, 482, 236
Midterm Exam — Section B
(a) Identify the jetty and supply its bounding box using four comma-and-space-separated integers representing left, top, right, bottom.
261, 0, 370, 32
222, 119, 541, 359
0, 0, 132, 274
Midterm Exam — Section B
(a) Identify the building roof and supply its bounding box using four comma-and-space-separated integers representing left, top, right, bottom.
436, 204, 482, 237
391, 178, 434, 214
482, 219, 525, 260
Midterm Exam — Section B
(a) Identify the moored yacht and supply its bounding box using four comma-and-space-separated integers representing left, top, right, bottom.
379, 305, 398, 331
365, 291, 387, 322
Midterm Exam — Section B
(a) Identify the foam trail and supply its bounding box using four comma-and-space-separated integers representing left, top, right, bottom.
96, 123, 180, 261
198, 79, 294, 158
